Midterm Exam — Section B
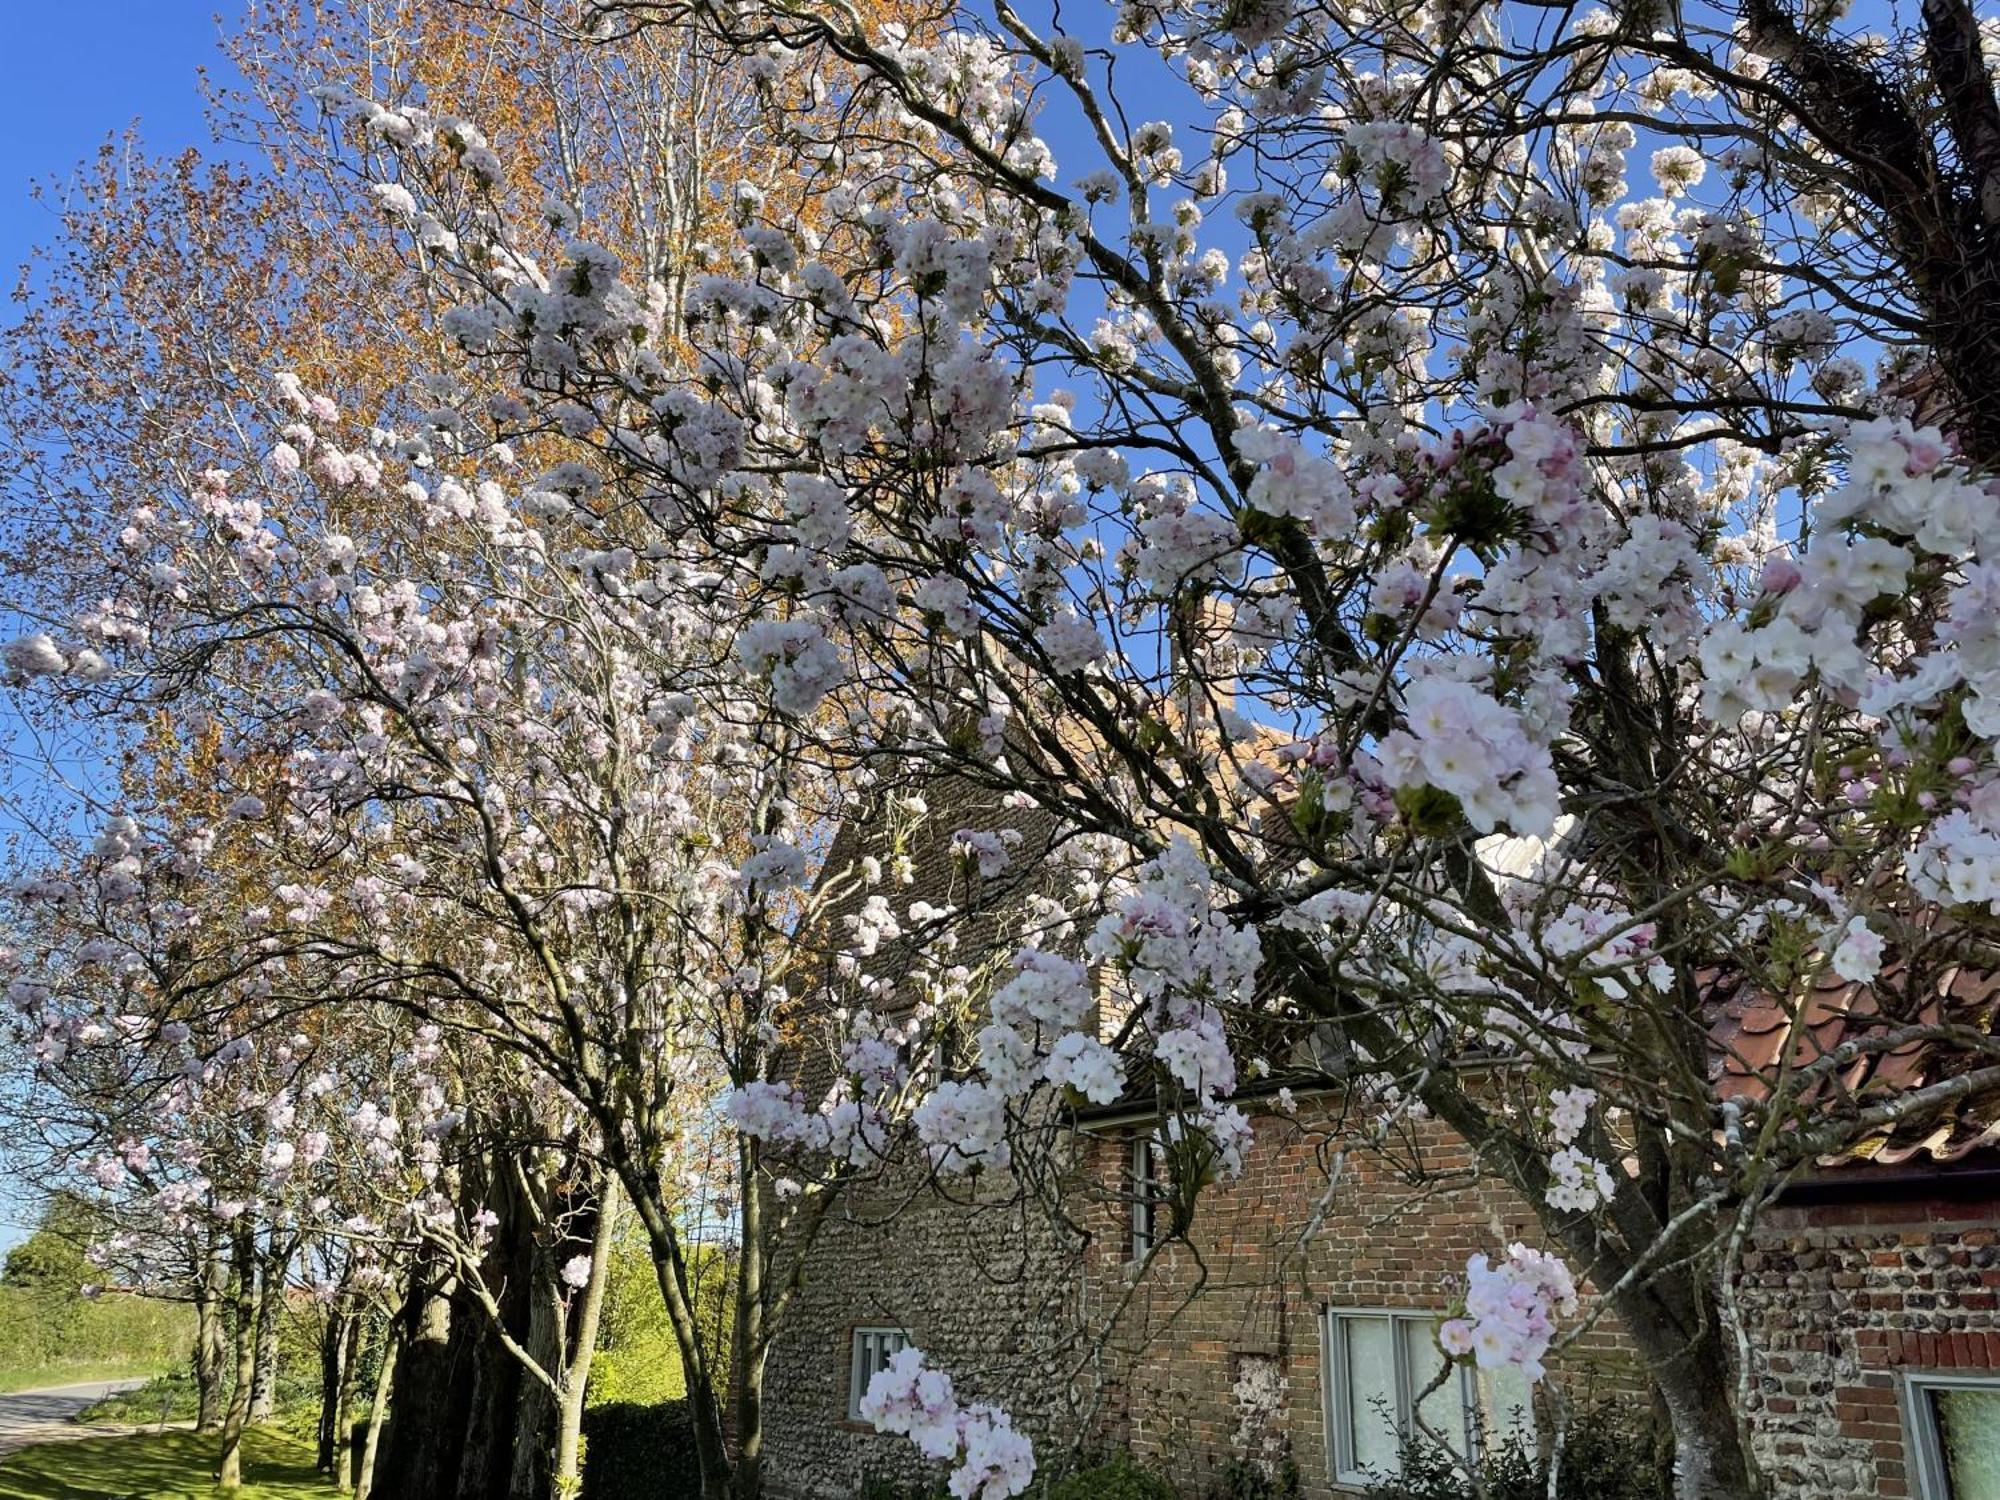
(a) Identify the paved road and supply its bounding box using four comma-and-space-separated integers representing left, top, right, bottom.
0, 1378, 147, 1456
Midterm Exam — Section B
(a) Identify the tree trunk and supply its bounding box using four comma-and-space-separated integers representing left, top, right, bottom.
505, 1287, 559, 1500
551, 1378, 588, 1498
316, 1306, 352, 1478
1641, 1318, 1762, 1500
333, 1314, 362, 1489
216, 1225, 258, 1490
506, 1168, 618, 1499
193, 1243, 229, 1434
1588, 1253, 1762, 1500
354, 1325, 397, 1500
623, 1162, 734, 1500
552, 1191, 618, 1496
249, 1243, 287, 1423
731, 1341, 769, 1500
374, 1255, 474, 1496
465, 1154, 536, 1500
731, 1147, 766, 1500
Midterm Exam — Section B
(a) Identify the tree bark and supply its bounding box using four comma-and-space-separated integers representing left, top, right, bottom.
193, 1241, 228, 1434
249, 1241, 289, 1423
374, 1253, 475, 1496
731, 1145, 766, 1500
216, 1225, 258, 1490
552, 1190, 618, 1495
620, 1159, 735, 1500
316, 1305, 353, 1478
1638, 1318, 1761, 1500
354, 1324, 397, 1500
503, 1288, 558, 1500
462, 1151, 535, 1500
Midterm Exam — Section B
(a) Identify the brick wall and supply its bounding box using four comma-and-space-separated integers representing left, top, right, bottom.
1072, 1104, 1640, 1498
765, 1095, 1642, 1500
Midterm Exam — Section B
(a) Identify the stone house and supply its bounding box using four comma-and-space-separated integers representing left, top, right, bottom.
760, 776, 2000, 1500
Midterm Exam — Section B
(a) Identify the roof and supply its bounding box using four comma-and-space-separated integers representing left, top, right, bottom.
1709, 961, 2000, 1171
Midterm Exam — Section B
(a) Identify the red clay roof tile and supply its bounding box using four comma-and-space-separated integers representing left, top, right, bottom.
1705, 959, 2000, 1170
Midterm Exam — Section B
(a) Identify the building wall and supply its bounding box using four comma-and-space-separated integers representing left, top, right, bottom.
1071, 1105, 1641, 1499
1738, 1193, 2000, 1500
761, 1150, 1090, 1500
764, 1097, 1641, 1499
764, 1093, 2000, 1500
762, 771, 1080, 1498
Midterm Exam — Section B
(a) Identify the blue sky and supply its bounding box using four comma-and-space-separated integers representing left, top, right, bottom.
0, 5, 228, 280
0, 4, 230, 1257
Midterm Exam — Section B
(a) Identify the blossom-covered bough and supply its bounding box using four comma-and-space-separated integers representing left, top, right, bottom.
15, 0, 2000, 1494
594, 0, 2000, 1492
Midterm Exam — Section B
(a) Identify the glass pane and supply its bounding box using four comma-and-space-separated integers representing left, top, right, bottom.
1343, 1316, 1402, 1478
1937, 1388, 2000, 1500
1402, 1319, 1467, 1457
1477, 1363, 1535, 1457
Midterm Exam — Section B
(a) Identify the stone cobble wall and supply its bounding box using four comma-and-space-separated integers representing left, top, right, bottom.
1738, 1195, 2000, 1500
761, 1149, 1090, 1500
764, 769, 1078, 1500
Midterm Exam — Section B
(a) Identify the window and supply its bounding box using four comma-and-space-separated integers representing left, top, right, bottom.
847, 1327, 908, 1420
1129, 1134, 1161, 1263
1905, 1373, 2000, 1499
1322, 1310, 1533, 1486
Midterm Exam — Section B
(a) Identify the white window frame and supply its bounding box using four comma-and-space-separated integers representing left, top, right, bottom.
1321, 1308, 1527, 1486
1902, 1370, 2000, 1499
1129, 1134, 1159, 1264
847, 1326, 908, 1421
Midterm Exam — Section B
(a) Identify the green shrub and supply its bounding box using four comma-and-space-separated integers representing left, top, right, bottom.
1208, 1458, 1301, 1500
1047, 1452, 1179, 1500
1358, 1399, 1666, 1500
588, 1237, 729, 1407
578, 1400, 700, 1500
857, 1474, 947, 1500
0, 1283, 191, 1380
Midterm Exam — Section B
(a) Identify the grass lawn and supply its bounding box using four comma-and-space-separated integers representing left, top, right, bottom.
0, 1429, 339, 1499
0, 1369, 166, 1398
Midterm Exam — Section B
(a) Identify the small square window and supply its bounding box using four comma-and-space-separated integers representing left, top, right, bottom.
848, 1327, 908, 1421
1905, 1373, 2000, 1499
1323, 1309, 1532, 1486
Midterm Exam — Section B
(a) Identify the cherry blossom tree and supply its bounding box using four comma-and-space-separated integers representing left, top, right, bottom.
236, 0, 2000, 1494
0, 6, 946, 1497
20, 0, 2000, 1496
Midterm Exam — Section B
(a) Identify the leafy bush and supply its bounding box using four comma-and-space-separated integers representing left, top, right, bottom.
1209, 1458, 1301, 1500
0, 1284, 191, 1383
588, 1237, 731, 1406
1358, 1400, 1666, 1500
858, 1474, 947, 1500
1047, 1453, 1179, 1500
579, 1400, 700, 1500
0, 1202, 191, 1384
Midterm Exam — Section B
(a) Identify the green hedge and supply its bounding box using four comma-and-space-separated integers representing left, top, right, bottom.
1360, 1399, 1667, 1500
0, 1284, 190, 1383
579, 1400, 701, 1500
1047, 1454, 1179, 1500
